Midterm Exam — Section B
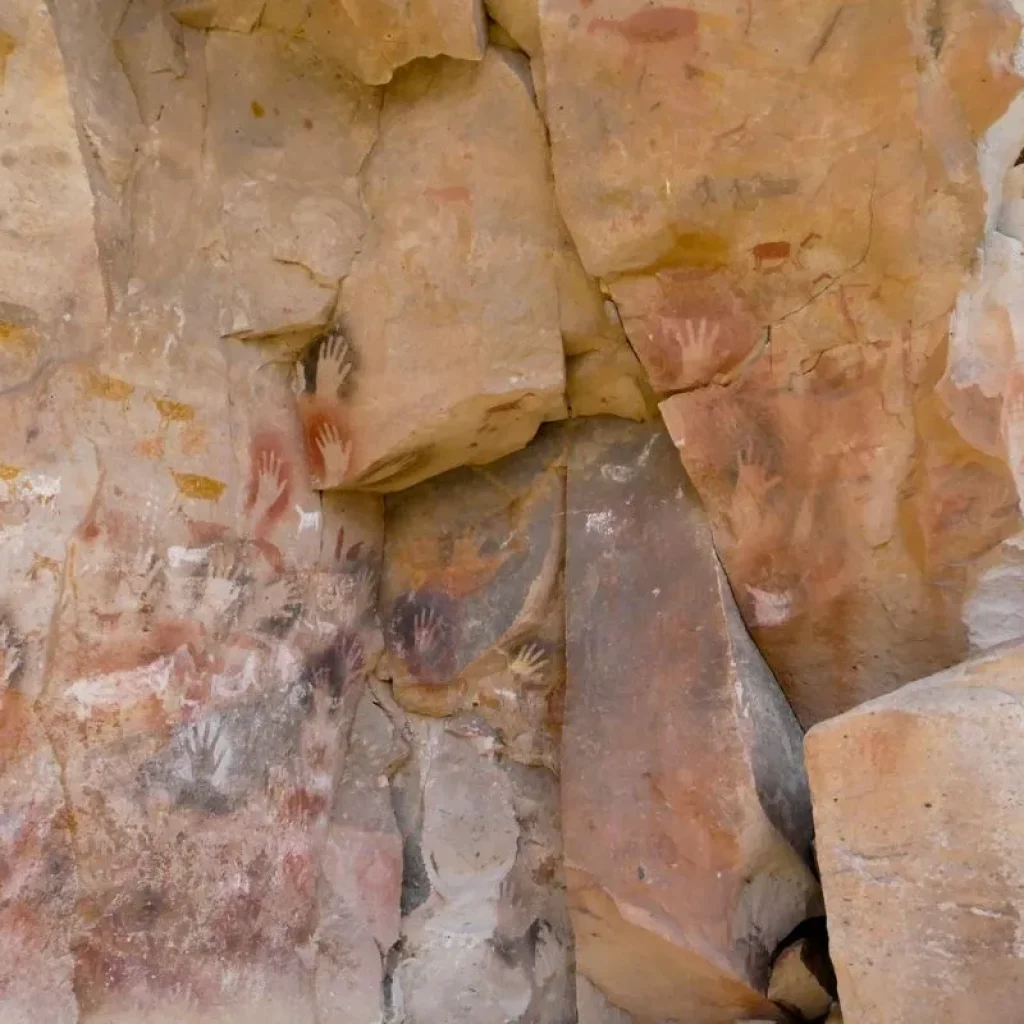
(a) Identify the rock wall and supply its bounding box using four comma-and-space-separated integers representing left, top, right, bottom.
5, 0, 1024, 1020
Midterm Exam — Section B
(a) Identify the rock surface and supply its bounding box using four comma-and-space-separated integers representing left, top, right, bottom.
378, 424, 566, 767
385, 698, 575, 1024
563, 418, 820, 1023
262, 0, 487, 85
542, 0, 1024, 724
807, 642, 1024, 1024
11, 0, 1024, 1016
331, 50, 567, 491
768, 934, 834, 1022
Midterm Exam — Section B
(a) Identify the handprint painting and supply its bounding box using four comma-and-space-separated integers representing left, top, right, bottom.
296, 326, 356, 489
610, 268, 762, 392
0, 330, 388, 1020
377, 426, 566, 766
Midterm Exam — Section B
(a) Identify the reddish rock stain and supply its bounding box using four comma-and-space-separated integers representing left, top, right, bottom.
752, 240, 792, 271
589, 6, 699, 43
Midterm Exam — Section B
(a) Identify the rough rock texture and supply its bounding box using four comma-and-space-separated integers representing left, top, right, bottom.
385, 693, 575, 1024
12, 0, 1024, 1015
542, 0, 1024, 724
767, 936, 834, 1022
261, 0, 487, 85
332, 50, 566, 491
563, 418, 820, 1023
807, 642, 1024, 1024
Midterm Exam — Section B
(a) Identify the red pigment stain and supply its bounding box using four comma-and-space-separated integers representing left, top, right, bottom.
187, 520, 231, 546
752, 240, 791, 271
589, 6, 699, 43
752, 240, 791, 261
301, 408, 351, 485
253, 538, 285, 575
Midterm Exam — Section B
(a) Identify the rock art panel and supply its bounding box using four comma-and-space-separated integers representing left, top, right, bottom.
337, 49, 566, 491
0, 305, 386, 1020
564, 418, 820, 1023
262, 0, 487, 86
378, 425, 565, 769
807, 642, 1024, 1024
541, 0, 1024, 723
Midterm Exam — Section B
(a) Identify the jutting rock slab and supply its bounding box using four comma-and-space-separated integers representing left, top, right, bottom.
807, 642, 1024, 1024
564, 418, 820, 1023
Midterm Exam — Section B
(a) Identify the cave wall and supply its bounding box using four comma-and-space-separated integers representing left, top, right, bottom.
4, 0, 1024, 1020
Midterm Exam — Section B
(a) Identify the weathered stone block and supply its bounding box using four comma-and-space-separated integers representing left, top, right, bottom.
564, 418, 819, 1023
807, 642, 1024, 1024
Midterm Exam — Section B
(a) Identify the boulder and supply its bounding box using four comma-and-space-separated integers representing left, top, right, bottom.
767, 933, 834, 1022
806, 643, 1024, 1023
563, 418, 820, 1023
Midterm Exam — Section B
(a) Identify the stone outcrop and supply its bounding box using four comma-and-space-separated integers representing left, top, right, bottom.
563, 419, 820, 1023
332, 50, 566, 491
807, 642, 1024, 1024
542, 0, 1024, 725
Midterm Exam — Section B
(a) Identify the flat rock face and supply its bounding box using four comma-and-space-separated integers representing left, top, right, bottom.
541, 0, 1024, 723
807, 643, 1024, 1024
335, 50, 566, 491
204, 30, 380, 340
563, 418, 820, 1023
0, 0, 107, 386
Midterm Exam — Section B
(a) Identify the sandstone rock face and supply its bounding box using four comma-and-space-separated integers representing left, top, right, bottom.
542, 0, 1024, 723
13, 0, 1024, 1015
333, 50, 566, 491
0, 0, 107, 385
807, 643, 1024, 1024
563, 418, 820, 1023
1, 333, 388, 1019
